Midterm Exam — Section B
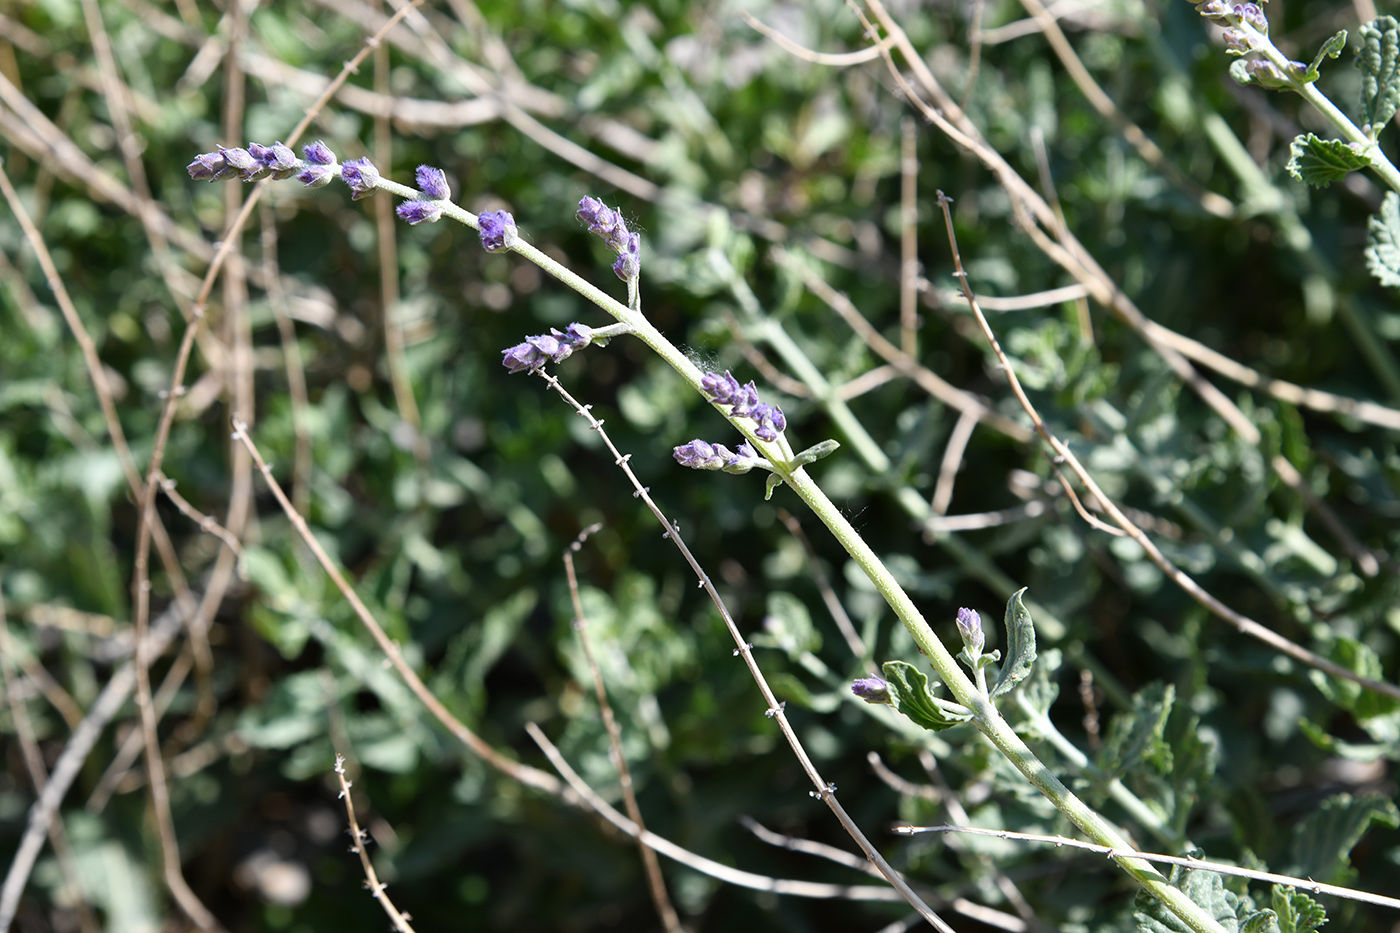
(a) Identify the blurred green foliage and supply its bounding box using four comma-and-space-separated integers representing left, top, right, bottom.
1, 0, 1398, 930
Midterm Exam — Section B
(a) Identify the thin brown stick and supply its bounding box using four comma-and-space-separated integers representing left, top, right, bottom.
899, 116, 919, 356
563, 527, 684, 933
333, 757, 416, 933
934, 191, 1400, 701
931, 409, 978, 519
899, 824, 1400, 911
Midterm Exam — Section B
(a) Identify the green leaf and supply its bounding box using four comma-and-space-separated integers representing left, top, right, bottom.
1286, 133, 1371, 186
1098, 683, 1175, 781
1133, 867, 1256, 932
790, 438, 840, 467
1359, 16, 1400, 136
1272, 885, 1328, 933
1241, 910, 1276, 933
881, 660, 973, 732
989, 587, 1037, 700
1302, 30, 1347, 83
1366, 191, 1400, 286
1307, 635, 1400, 721
1287, 793, 1400, 883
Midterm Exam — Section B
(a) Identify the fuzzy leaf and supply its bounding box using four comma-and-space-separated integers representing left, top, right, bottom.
881, 660, 974, 732
1098, 683, 1176, 781
1272, 885, 1328, 933
1366, 191, 1400, 286
1359, 16, 1400, 135
1240, 910, 1276, 933
1286, 133, 1371, 186
1302, 30, 1348, 83
989, 587, 1037, 700
1287, 793, 1400, 883
1133, 867, 1256, 932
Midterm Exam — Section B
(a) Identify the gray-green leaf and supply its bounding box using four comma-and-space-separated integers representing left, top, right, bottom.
881, 660, 974, 732
1359, 16, 1400, 136
1286, 133, 1371, 186
1366, 191, 1400, 286
1133, 867, 1256, 933
1272, 885, 1328, 933
989, 587, 1037, 700
1287, 793, 1400, 883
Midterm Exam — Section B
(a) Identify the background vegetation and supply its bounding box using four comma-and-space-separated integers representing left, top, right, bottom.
1, 0, 1398, 930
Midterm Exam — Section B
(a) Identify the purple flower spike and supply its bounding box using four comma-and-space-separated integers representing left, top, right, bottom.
187, 151, 231, 181
415, 165, 450, 200
851, 675, 891, 705
340, 157, 380, 200
479, 209, 517, 252
956, 607, 984, 654
303, 141, 336, 165
397, 200, 443, 225
500, 326, 594, 374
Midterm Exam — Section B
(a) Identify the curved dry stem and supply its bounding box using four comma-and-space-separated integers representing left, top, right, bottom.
563, 529, 684, 933
934, 192, 1400, 702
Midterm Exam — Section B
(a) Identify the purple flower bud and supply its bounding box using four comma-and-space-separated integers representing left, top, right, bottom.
956, 607, 984, 654
750, 403, 787, 442
558, 323, 595, 349
673, 439, 737, 471
731, 381, 761, 418
415, 165, 450, 200
502, 338, 554, 374
577, 196, 635, 253
851, 675, 891, 704
296, 163, 337, 188
187, 150, 231, 181
1195, 0, 1231, 22
340, 157, 380, 200
303, 141, 336, 165
611, 231, 641, 280
1220, 28, 1250, 53
220, 146, 256, 174
701, 371, 743, 405
251, 142, 299, 179
397, 200, 444, 225
1239, 2, 1266, 30
479, 209, 518, 252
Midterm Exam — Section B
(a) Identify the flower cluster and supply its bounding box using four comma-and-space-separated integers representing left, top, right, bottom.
672, 439, 764, 474
501, 323, 594, 374
397, 165, 452, 225
700, 370, 787, 442
577, 196, 641, 281
1187, 0, 1299, 86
